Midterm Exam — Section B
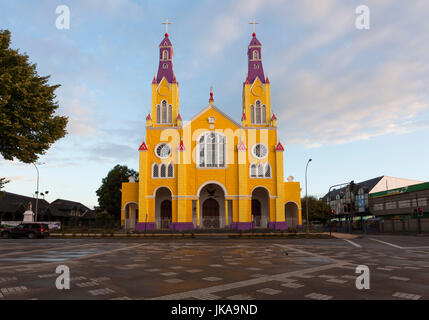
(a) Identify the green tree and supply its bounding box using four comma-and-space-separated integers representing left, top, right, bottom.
96, 165, 138, 219
301, 196, 331, 224
0, 177, 9, 198
0, 30, 68, 163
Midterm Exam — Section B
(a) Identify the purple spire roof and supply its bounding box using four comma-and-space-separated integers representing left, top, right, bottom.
156, 33, 176, 83
248, 33, 262, 46
247, 33, 265, 84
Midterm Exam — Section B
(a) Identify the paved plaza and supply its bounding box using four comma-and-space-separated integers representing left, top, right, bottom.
0, 235, 428, 300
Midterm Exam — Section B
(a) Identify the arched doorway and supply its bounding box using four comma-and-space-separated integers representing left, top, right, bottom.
202, 198, 219, 228
155, 187, 172, 229
198, 183, 226, 229
124, 202, 138, 230
251, 187, 269, 228
160, 200, 172, 229
285, 202, 299, 231
251, 199, 261, 226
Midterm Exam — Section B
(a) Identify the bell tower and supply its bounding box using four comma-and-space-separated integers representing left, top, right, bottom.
241, 23, 273, 127
149, 19, 181, 127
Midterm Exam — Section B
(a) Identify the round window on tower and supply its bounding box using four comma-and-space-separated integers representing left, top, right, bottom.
155, 143, 172, 159
252, 143, 268, 159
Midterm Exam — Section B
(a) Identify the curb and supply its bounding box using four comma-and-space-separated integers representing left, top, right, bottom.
50, 232, 334, 239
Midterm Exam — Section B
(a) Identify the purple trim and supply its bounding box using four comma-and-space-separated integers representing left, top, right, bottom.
230, 222, 253, 230
247, 35, 265, 84
135, 222, 156, 231
170, 222, 194, 231
156, 36, 176, 83
268, 221, 288, 230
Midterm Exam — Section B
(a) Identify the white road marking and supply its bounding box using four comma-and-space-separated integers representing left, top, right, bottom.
281, 282, 304, 289
227, 294, 255, 300
392, 292, 421, 300
76, 281, 99, 288
163, 278, 184, 284
88, 288, 115, 296
327, 278, 347, 284
257, 288, 282, 295
369, 238, 403, 249
0, 286, 27, 295
389, 276, 410, 281
148, 244, 351, 300
376, 267, 393, 271
343, 239, 362, 248
160, 272, 178, 276
305, 292, 333, 300
202, 277, 223, 282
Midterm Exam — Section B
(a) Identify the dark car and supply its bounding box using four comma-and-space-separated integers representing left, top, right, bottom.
1, 223, 50, 239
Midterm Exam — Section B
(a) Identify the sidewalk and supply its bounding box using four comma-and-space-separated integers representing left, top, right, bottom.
50, 232, 339, 239
323, 232, 359, 239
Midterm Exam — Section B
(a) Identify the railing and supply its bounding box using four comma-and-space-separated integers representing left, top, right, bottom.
252, 216, 262, 227
202, 217, 220, 229
160, 219, 171, 229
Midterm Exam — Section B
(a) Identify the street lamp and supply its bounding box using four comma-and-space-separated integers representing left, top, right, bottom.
32, 162, 45, 222
305, 158, 312, 233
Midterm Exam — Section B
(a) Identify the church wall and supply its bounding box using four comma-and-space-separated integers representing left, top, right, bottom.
284, 181, 303, 226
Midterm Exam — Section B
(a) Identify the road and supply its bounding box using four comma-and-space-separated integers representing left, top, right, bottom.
0, 235, 428, 300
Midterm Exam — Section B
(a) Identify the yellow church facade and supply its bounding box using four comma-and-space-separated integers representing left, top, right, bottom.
121, 30, 302, 231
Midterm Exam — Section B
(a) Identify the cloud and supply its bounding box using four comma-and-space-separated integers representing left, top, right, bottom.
57, 85, 101, 137
271, 1, 429, 147
86, 142, 137, 163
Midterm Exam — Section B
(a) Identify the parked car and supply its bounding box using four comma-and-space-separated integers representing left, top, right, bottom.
1, 223, 50, 239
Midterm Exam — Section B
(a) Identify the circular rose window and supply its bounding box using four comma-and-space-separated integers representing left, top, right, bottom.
252, 143, 268, 159
155, 143, 171, 159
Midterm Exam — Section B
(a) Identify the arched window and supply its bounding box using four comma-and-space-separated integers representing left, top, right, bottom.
161, 100, 167, 124
252, 100, 266, 124
163, 50, 169, 60
255, 101, 261, 124
253, 50, 259, 60
265, 163, 271, 177
168, 104, 172, 124
250, 164, 257, 177
167, 163, 174, 177
262, 105, 266, 123
257, 164, 264, 177
152, 163, 159, 178
160, 164, 166, 177
250, 163, 271, 178
197, 132, 226, 168
157, 105, 161, 124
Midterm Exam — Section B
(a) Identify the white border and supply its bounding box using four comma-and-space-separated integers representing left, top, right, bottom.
251, 143, 268, 159
154, 142, 172, 159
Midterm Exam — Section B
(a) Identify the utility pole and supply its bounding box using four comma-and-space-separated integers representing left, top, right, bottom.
32, 163, 40, 222
305, 159, 312, 233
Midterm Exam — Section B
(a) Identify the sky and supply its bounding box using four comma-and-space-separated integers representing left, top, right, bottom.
1, 0, 429, 209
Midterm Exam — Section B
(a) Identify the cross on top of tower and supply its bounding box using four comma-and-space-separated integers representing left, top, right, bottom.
162, 18, 172, 36
249, 18, 259, 36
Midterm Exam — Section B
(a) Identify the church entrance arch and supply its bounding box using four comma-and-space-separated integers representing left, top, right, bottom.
202, 199, 219, 228
155, 187, 172, 229
124, 202, 138, 230
198, 183, 226, 229
251, 187, 269, 228
285, 202, 299, 231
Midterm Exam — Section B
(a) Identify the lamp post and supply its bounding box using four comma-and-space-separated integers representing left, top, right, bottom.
32, 163, 40, 222
32, 162, 45, 222
305, 158, 312, 233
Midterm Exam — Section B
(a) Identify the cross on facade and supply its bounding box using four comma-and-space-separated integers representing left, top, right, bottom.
162, 18, 172, 33
249, 19, 259, 33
